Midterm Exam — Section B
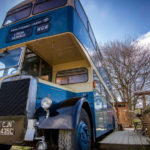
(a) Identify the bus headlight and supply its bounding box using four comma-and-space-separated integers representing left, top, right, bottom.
41, 97, 52, 111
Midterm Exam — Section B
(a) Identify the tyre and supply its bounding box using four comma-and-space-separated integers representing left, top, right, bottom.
0, 144, 11, 150
58, 108, 91, 150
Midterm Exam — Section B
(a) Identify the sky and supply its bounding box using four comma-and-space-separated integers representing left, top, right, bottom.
1, 0, 150, 44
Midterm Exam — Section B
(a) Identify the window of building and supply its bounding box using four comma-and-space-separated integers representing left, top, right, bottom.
33, 0, 67, 15
117, 104, 126, 107
56, 67, 88, 85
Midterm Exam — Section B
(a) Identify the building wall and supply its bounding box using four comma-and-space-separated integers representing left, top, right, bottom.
115, 102, 131, 127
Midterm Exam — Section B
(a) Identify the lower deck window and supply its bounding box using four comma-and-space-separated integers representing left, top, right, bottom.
56, 68, 88, 85
22, 49, 52, 81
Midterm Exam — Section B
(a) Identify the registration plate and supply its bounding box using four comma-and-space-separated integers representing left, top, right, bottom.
0, 121, 15, 135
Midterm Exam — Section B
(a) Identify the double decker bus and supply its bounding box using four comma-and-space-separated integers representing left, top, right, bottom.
0, 0, 116, 149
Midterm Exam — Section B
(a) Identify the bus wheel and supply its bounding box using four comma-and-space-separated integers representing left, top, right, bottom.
58, 108, 91, 150
0, 144, 11, 150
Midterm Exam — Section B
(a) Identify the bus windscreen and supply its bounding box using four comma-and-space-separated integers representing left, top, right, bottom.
33, 0, 67, 15
3, 3, 32, 26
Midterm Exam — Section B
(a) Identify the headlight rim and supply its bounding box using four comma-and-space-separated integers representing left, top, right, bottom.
41, 97, 52, 110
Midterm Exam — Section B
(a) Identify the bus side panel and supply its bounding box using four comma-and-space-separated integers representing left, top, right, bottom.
94, 98, 115, 138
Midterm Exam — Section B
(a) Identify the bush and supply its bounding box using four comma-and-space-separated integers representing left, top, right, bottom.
143, 106, 150, 114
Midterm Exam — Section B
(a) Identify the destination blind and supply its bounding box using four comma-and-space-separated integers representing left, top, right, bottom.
6, 16, 51, 43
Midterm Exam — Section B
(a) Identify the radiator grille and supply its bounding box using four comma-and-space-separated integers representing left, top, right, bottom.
0, 79, 30, 116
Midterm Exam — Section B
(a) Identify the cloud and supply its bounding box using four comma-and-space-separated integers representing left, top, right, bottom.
136, 31, 150, 48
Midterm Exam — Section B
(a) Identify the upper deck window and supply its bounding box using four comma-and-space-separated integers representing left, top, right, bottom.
3, 3, 32, 26
75, 0, 88, 29
33, 0, 67, 15
56, 68, 88, 85
89, 24, 96, 47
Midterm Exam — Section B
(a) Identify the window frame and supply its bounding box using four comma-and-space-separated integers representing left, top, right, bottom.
74, 0, 88, 29
22, 49, 51, 80
56, 67, 89, 85
3, 3, 33, 26
88, 23, 96, 48
74, 0, 97, 53
32, 0, 67, 15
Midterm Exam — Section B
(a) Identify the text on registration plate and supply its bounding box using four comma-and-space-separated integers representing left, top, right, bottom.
0, 121, 15, 135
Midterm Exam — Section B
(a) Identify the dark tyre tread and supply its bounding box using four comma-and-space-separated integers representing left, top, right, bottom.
58, 108, 91, 150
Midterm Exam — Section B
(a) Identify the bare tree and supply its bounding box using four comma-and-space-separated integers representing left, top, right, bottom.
101, 40, 150, 110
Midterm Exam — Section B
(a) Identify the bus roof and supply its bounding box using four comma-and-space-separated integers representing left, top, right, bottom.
8, 0, 35, 13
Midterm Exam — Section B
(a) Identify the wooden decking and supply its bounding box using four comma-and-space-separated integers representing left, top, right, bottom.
96, 128, 150, 150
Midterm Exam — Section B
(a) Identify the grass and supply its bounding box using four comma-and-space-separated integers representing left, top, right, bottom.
11, 146, 34, 150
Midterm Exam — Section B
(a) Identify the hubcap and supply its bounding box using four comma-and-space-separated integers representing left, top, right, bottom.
77, 121, 90, 150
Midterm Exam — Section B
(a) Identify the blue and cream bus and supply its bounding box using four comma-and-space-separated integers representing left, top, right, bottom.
0, 0, 116, 149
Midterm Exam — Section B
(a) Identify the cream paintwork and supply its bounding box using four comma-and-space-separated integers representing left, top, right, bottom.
38, 78, 75, 93
68, 0, 75, 7
38, 60, 93, 93
53, 60, 93, 93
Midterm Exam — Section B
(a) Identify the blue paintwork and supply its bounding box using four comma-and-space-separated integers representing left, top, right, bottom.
0, 5, 115, 139
77, 121, 90, 150
36, 92, 93, 131
36, 82, 75, 109
36, 82, 95, 117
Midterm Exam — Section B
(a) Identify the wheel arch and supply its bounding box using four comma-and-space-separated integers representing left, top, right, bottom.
37, 97, 95, 142
82, 102, 95, 143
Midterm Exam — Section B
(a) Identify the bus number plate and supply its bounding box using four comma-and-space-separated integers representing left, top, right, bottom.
0, 121, 15, 135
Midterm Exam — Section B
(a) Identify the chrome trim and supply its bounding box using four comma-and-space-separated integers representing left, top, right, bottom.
26, 77, 38, 119
24, 119, 36, 141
